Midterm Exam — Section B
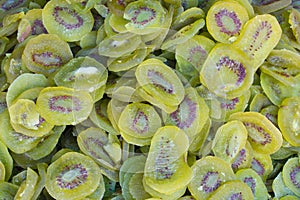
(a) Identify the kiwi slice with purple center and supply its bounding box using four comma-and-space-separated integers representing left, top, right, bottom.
251, 151, 273, 181
231, 141, 254, 172
42, 0, 94, 42
282, 157, 300, 197
273, 172, 296, 198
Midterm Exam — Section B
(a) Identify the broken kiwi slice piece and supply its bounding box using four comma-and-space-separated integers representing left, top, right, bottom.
36, 86, 93, 125
206, 0, 249, 43
14, 167, 39, 200
42, 0, 94, 42
45, 152, 101, 200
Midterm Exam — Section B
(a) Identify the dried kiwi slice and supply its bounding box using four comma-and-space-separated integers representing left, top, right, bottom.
289, 9, 300, 44
232, 14, 282, 69
45, 152, 101, 200
236, 168, 269, 199
22, 34, 73, 75
0, 140, 13, 181
123, 0, 166, 35
251, 151, 273, 181
206, 0, 249, 43
36, 86, 93, 125
212, 120, 248, 163
188, 156, 236, 200
200, 43, 254, 99
273, 172, 296, 199
231, 141, 254, 171
42, 0, 94, 42
136, 58, 185, 106
172, 7, 205, 30
277, 97, 300, 146
14, 167, 39, 200
229, 112, 282, 154
143, 126, 192, 195
0, 181, 19, 200
282, 157, 300, 196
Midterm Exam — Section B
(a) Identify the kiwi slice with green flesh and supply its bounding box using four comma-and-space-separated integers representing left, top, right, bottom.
212, 120, 248, 163
0, 92, 7, 114
207, 180, 254, 200
36, 86, 93, 126
111, 85, 143, 103
282, 157, 300, 197
89, 99, 119, 135
22, 34, 73, 76
189, 118, 211, 154
17, 9, 47, 43
6, 73, 49, 108
42, 0, 94, 42
249, 93, 272, 112
175, 35, 215, 79
14, 167, 39, 200
162, 87, 209, 145
188, 156, 236, 200
236, 168, 269, 199
45, 152, 101, 200
120, 130, 152, 146
232, 14, 282, 70
26, 126, 65, 160
84, 173, 105, 200
109, 13, 128, 33
273, 172, 296, 199
118, 102, 162, 139
280, 195, 300, 200
289, 8, 300, 44
251, 151, 273, 181
253, 0, 291, 14
127, 173, 151, 200
98, 32, 142, 58
229, 112, 282, 154
200, 43, 254, 99
206, 0, 249, 44
31, 163, 48, 200
77, 127, 121, 171
172, 7, 205, 30
123, 0, 166, 35
231, 141, 254, 172
54, 56, 108, 92
0, 140, 13, 181
260, 105, 278, 126
136, 58, 185, 106
144, 126, 192, 195
161, 18, 205, 51
278, 97, 300, 146
79, 30, 97, 49
179, 196, 195, 200
0, 161, 5, 181
0, 181, 19, 200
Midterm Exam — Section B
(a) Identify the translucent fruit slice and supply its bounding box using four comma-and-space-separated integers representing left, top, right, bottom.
236, 168, 269, 199
22, 34, 73, 75
172, 7, 205, 30
212, 120, 248, 163
232, 14, 282, 69
188, 118, 211, 154
36, 86, 93, 125
0, 181, 19, 199
251, 151, 273, 181
273, 172, 296, 199
123, 0, 166, 35
45, 152, 101, 200
282, 157, 300, 196
42, 0, 94, 42
200, 43, 254, 99
229, 112, 283, 154
278, 97, 300, 146
143, 126, 192, 195
188, 156, 236, 200
231, 141, 254, 171
249, 93, 272, 112
206, 0, 249, 43
14, 167, 39, 200
136, 58, 185, 106
0, 140, 13, 181
208, 180, 254, 200
289, 9, 300, 44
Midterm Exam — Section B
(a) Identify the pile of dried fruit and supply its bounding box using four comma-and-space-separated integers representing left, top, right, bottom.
0, 0, 300, 199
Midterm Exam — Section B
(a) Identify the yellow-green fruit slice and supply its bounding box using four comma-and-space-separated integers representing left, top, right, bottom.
278, 97, 300, 146
31, 163, 48, 200
200, 43, 254, 99
206, 0, 249, 43
232, 14, 282, 69
249, 93, 272, 112
136, 58, 184, 106
231, 141, 254, 171
36, 86, 93, 125
229, 112, 282, 154
128, 173, 151, 200
0, 140, 13, 181
208, 180, 254, 200
22, 34, 73, 75
189, 118, 211, 154
42, 0, 94, 42
0, 161, 5, 181
251, 151, 273, 181
14, 167, 39, 200
289, 9, 300, 44
282, 157, 300, 196
212, 120, 248, 163
0, 181, 19, 200
172, 7, 205, 30
45, 152, 101, 200
188, 156, 236, 200
273, 172, 296, 199
144, 126, 192, 195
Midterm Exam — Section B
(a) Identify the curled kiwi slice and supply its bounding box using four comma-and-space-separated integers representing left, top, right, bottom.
136, 58, 184, 106
42, 0, 94, 42
200, 43, 254, 99
251, 151, 273, 181
45, 152, 101, 200
22, 34, 73, 75
273, 172, 296, 199
236, 168, 269, 199
249, 93, 272, 112
278, 97, 300, 146
229, 112, 282, 154
0, 140, 13, 181
282, 157, 300, 196
188, 156, 236, 200
0, 181, 19, 200
231, 141, 254, 172
123, 0, 166, 35
289, 9, 300, 44
144, 126, 192, 195
232, 14, 282, 69
14, 167, 39, 200
212, 120, 248, 163
206, 0, 249, 43
36, 86, 93, 125
189, 118, 211, 154
172, 7, 205, 30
